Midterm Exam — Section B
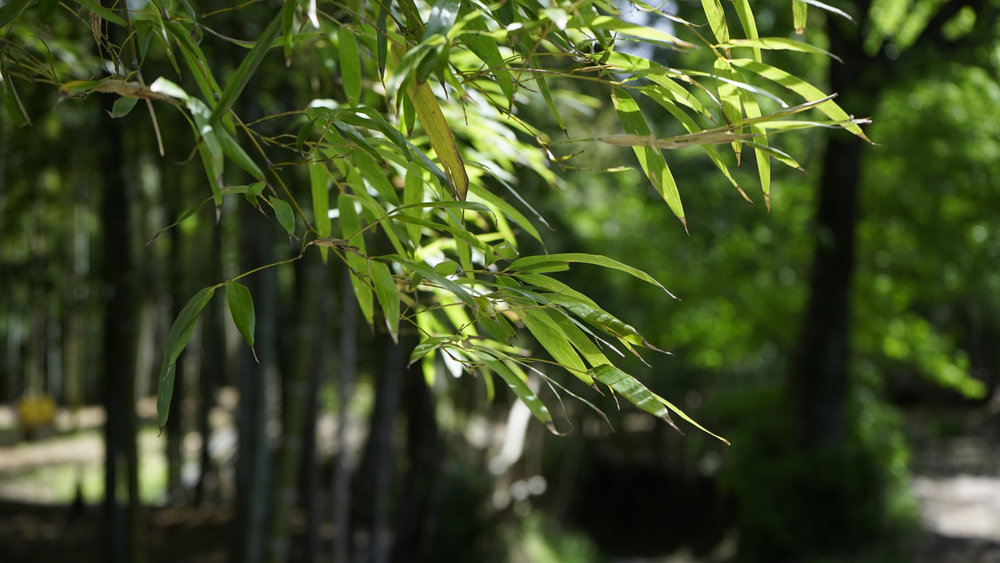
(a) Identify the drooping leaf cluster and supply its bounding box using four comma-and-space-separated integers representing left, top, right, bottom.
0, 0, 868, 440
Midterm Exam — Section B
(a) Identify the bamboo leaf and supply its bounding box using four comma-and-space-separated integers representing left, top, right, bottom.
0, 0, 31, 30
407, 79, 469, 200
729, 58, 872, 142
481, 355, 556, 433
109, 96, 139, 119
519, 307, 592, 385
371, 261, 400, 342
700, 0, 729, 45
508, 252, 677, 299
339, 27, 362, 104
210, 6, 285, 124
717, 37, 840, 62
157, 287, 216, 428
225, 281, 257, 360
339, 194, 375, 325
270, 196, 295, 235
73, 0, 125, 26
793, 0, 808, 33
353, 149, 399, 206
732, 0, 762, 62
217, 126, 264, 180
612, 88, 687, 230
589, 364, 730, 444
310, 161, 331, 261
589, 363, 673, 425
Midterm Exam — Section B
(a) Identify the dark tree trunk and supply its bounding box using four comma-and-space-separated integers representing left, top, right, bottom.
99, 102, 142, 563
392, 337, 441, 563
234, 204, 278, 563
333, 272, 358, 563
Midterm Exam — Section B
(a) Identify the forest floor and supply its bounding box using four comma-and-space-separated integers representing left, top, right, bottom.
0, 398, 999, 562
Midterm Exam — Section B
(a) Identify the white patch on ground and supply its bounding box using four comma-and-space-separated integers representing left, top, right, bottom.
914, 475, 1000, 540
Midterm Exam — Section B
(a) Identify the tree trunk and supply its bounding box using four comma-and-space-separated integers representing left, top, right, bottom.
333, 271, 358, 563
99, 100, 143, 563
234, 204, 278, 563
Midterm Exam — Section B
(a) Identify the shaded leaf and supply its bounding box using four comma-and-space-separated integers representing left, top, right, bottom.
225, 281, 257, 360
157, 287, 216, 428
270, 196, 295, 235
371, 261, 400, 342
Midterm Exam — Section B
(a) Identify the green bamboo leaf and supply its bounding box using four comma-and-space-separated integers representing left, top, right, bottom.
738, 83, 772, 209
157, 287, 216, 428
793, 0, 808, 33
573, 14, 691, 48
640, 86, 745, 200
403, 166, 425, 244
534, 72, 566, 134
700, 0, 730, 45
210, 6, 285, 124
589, 364, 729, 444
509, 252, 676, 299
339, 27, 361, 104
386, 255, 476, 308
589, 363, 672, 421
270, 196, 295, 235
353, 149, 399, 206
0, 69, 30, 126
481, 355, 556, 433
732, 0, 761, 62
73, 0, 125, 26
714, 58, 743, 161
225, 281, 257, 360
519, 307, 592, 385
217, 126, 264, 180
0, 0, 31, 30
376, 5, 389, 78
246, 181, 266, 207
728, 58, 872, 142
339, 194, 375, 325
717, 37, 840, 61
799, 0, 854, 22
543, 308, 610, 368
461, 21, 515, 103
612, 88, 686, 231
109, 96, 139, 119
371, 261, 400, 342
310, 161, 331, 261
423, 0, 461, 39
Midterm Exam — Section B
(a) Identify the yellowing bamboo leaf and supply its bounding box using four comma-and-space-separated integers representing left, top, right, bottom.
407, 79, 469, 200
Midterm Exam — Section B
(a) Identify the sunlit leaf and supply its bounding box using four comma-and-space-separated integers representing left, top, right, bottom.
793, 0, 808, 33
612, 88, 686, 230
509, 252, 677, 299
